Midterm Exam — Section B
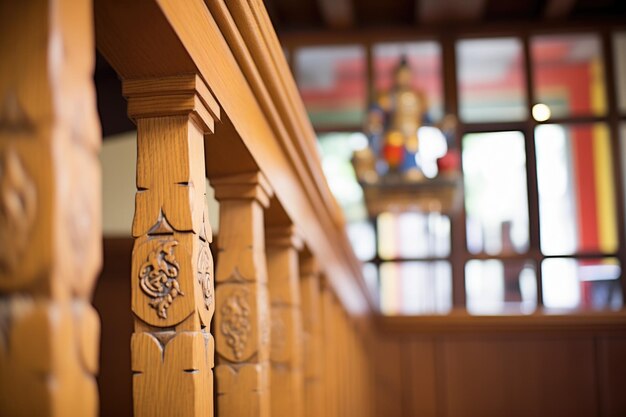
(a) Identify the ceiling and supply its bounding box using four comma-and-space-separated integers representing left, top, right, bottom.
264, 0, 626, 33
96, 0, 626, 138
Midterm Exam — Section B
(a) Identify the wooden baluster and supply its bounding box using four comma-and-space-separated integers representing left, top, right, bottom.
123, 75, 219, 417
212, 173, 273, 417
337, 303, 348, 416
0, 1, 102, 415
321, 278, 338, 417
266, 224, 305, 417
299, 250, 324, 417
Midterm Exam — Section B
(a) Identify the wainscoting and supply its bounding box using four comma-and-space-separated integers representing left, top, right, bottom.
374, 315, 626, 417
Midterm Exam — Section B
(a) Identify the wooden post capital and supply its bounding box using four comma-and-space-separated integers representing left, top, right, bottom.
212, 172, 274, 207
123, 74, 220, 134
266, 225, 303, 250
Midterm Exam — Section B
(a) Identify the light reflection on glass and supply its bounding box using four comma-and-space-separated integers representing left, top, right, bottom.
347, 221, 376, 261
457, 38, 527, 122
380, 261, 452, 315
378, 211, 450, 260
465, 260, 537, 315
317, 132, 367, 222
532, 34, 606, 118
535, 124, 617, 255
542, 258, 623, 310
295, 46, 366, 128
463, 132, 529, 255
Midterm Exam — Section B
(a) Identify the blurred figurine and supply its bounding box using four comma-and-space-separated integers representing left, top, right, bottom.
357, 55, 459, 182
377, 56, 427, 179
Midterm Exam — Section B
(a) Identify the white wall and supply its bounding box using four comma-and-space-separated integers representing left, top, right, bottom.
101, 131, 220, 236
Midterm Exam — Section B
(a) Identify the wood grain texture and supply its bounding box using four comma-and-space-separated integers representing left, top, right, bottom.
597, 336, 626, 416
266, 224, 304, 417
124, 77, 217, 417
213, 173, 272, 417
321, 282, 340, 417
442, 336, 597, 417
372, 323, 626, 417
299, 252, 324, 417
0, 0, 102, 415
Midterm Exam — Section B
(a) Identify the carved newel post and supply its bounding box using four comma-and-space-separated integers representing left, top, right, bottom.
0, 1, 102, 416
123, 75, 219, 417
266, 224, 305, 417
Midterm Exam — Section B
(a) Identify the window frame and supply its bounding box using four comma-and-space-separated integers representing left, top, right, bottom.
287, 25, 626, 314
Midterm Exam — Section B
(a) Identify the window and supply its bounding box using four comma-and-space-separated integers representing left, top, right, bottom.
462, 131, 529, 255
293, 28, 626, 315
295, 46, 367, 129
532, 34, 607, 118
457, 38, 527, 122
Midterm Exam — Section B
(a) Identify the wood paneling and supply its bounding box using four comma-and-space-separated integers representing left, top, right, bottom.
374, 338, 404, 417
403, 339, 438, 417
374, 317, 626, 417
442, 337, 597, 417
597, 336, 626, 417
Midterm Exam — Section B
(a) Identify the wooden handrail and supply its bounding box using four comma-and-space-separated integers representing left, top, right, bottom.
95, 0, 372, 315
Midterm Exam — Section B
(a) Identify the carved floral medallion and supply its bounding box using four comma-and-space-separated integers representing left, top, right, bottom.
0, 148, 36, 273
220, 289, 251, 360
139, 239, 184, 319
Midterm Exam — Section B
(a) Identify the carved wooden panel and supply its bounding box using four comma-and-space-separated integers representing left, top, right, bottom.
213, 174, 273, 417
124, 75, 218, 417
0, 0, 102, 415
266, 225, 304, 417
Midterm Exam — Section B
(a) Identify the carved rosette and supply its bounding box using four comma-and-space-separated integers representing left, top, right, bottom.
139, 239, 184, 319
220, 288, 251, 360
0, 148, 36, 274
197, 243, 214, 313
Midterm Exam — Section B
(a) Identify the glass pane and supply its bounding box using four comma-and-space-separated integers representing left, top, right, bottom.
463, 132, 529, 255
295, 46, 366, 128
614, 32, 626, 114
377, 211, 450, 259
542, 258, 623, 310
363, 262, 379, 300
457, 38, 527, 122
532, 34, 607, 118
373, 41, 443, 121
535, 124, 617, 255
465, 260, 537, 314
347, 221, 376, 261
317, 132, 367, 222
380, 261, 452, 315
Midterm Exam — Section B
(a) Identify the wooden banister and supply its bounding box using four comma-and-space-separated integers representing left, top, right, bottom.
0, 0, 102, 415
